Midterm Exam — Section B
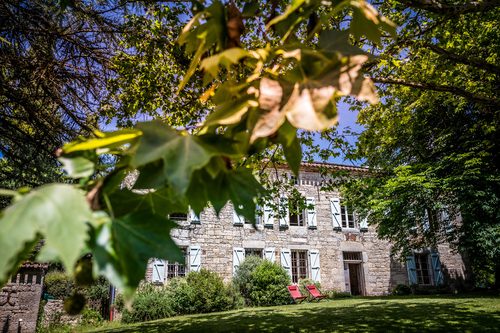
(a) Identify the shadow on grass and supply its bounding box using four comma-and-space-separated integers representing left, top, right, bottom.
96, 297, 500, 333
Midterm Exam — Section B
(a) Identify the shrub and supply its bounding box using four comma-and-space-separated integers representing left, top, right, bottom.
233, 256, 264, 305
327, 290, 352, 299
247, 260, 291, 306
168, 269, 243, 315
80, 308, 103, 325
44, 271, 74, 299
121, 284, 174, 324
392, 284, 412, 296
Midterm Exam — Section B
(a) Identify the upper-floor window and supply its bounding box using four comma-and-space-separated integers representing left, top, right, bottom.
289, 199, 306, 227
170, 212, 187, 221
341, 204, 357, 229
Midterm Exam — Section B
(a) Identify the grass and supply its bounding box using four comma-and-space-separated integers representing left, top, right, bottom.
89, 295, 500, 333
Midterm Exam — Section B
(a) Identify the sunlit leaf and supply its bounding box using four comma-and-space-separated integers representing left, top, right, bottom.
63, 129, 142, 154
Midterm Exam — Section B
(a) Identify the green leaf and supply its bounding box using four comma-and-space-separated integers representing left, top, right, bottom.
108, 188, 188, 217
58, 156, 95, 179
0, 184, 92, 284
226, 168, 265, 223
111, 211, 183, 293
282, 136, 302, 177
204, 95, 257, 127
200, 48, 249, 80
318, 30, 367, 55
131, 121, 215, 194
133, 161, 168, 190
266, 0, 306, 29
63, 129, 142, 154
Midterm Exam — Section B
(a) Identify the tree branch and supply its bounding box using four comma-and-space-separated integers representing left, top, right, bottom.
400, 0, 500, 15
372, 77, 500, 107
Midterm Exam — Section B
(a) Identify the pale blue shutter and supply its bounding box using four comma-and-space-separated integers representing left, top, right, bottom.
264, 247, 275, 262
279, 197, 289, 227
430, 252, 444, 285
309, 250, 321, 282
406, 255, 418, 285
359, 215, 368, 232
306, 197, 317, 228
263, 204, 274, 227
189, 245, 201, 272
330, 198, 342, 230
280, 248, 292, 277
233, 247, 245, 275
152, 259, 165, 283
233, 204, 244, 225
189, 208, 200, 224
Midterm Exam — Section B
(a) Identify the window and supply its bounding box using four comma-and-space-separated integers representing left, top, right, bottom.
167, 248, 188, 279
291, 250, 308, 283
152, 248, 188, 283
415, 253, 432, 285
289, 199, 306, 227
341, 204, 357, 229
245, 248, 263, 258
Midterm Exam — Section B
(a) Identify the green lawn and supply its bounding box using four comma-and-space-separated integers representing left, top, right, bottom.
92, 295, 500, 333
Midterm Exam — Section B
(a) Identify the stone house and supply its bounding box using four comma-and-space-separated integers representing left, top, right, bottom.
145, 162, 466, 295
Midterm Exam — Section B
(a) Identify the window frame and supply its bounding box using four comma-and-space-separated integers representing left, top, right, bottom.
290, 249, 309, 283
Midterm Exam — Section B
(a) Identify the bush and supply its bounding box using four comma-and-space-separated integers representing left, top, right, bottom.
392, 284, 412, 296
80, 308, 103, 325
44, 271, 74, 299
233, 256, 264, 305
168, 269, 243, 315
326, 290, 352, 299
120, 270, 243, 323
246, 260, 291, 306
121, 284, 174, 324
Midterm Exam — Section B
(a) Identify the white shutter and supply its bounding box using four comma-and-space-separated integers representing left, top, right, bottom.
189, 245, 201, 272
330, 197, 342, 229
309, 250, 321, 282
151, 259, 165, 283
189, 208, 201, 224
423, 209, 430, 232
264, 247, 275, 262
233, 205, 244, 225
280, 248, 292, 277
360, 215, 368, 231
306, 197, 317, 228
233, 247, 245, 275
263, 204, 274, 227
279, 197, 289, 227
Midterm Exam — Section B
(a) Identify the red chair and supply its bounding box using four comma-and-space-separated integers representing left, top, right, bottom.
287, 285, 307, 304
305, 285, 327, 302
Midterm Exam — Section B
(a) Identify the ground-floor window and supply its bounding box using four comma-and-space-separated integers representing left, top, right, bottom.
152, 248, 188, 283
415, 253, 432, 285
291, 250, 308, 283
245, 248, 263, 258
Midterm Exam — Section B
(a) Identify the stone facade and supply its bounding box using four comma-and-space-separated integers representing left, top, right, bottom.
145, 164, 466, 295
0, 264, 46, 333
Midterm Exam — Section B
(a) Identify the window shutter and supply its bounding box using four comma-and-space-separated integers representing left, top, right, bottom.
330, 198, 342, 229
430, 252, 444, 285
233, 247, 245, 275
189, 245, 201, 272
359, 216, 368, 231
233, 205, 244, 225
151, 259, 165, 283
309, 249, 321, 282
264, 247, 275, 263
406, 255, 418, 285
279, 197, 289, 227
263, 204, 274, 227
423, 209, 430, 232
189, 208, 201, 224
280, 248, 292, 277
306, 197, 317, 228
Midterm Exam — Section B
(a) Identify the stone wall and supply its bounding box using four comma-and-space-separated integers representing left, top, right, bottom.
41, 300, 81, 328
0, 265, 45, 333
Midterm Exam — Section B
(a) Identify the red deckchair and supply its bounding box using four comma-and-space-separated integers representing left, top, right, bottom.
305, 285, 327, 302
287, 285, 307, 304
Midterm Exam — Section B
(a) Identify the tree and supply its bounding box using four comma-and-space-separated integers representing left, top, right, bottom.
0, 0, 137, 192
0, 0, 395, 302
343, 2, 500, 287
